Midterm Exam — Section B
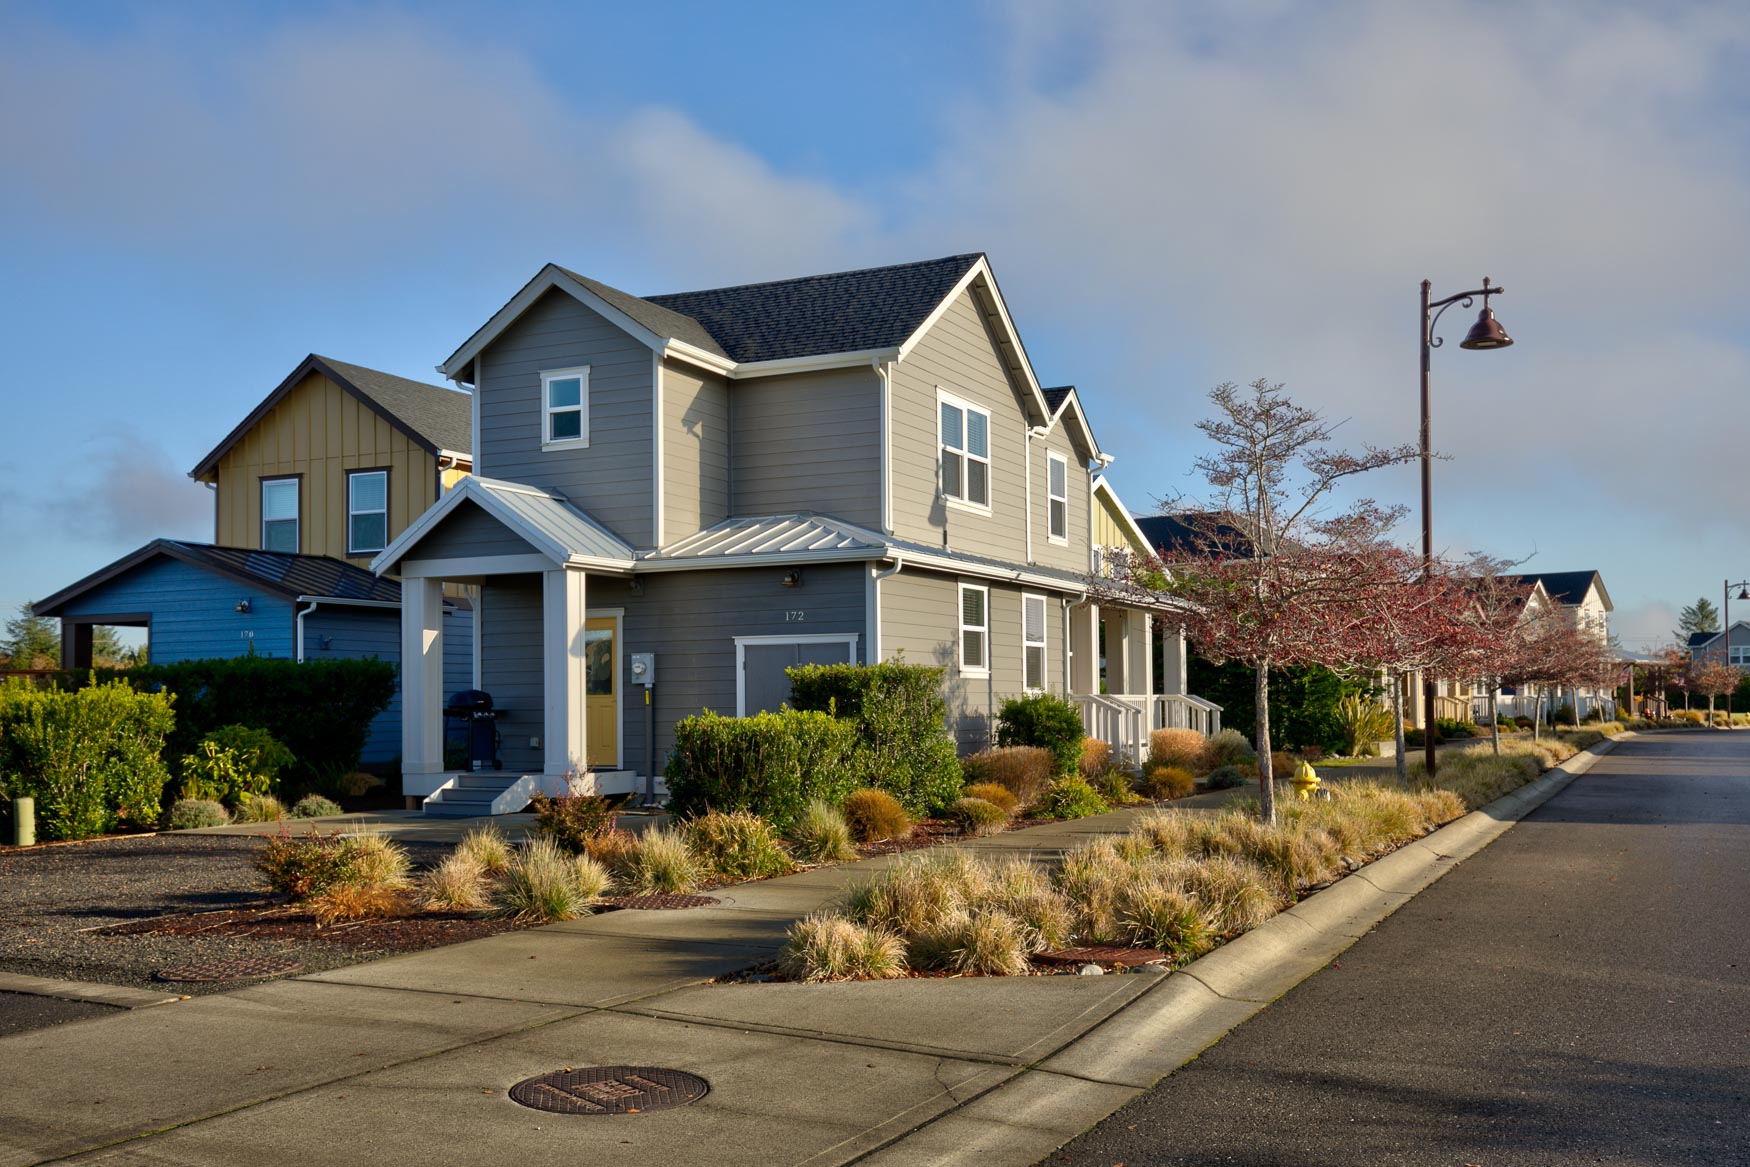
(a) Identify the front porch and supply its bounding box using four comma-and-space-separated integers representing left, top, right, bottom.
1067, 599, 1221, 768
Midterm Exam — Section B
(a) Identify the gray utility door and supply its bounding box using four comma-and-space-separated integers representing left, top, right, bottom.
738, 637, 857, 715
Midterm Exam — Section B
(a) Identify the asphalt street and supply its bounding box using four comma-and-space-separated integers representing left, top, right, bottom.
1048, 731, 1750, 1167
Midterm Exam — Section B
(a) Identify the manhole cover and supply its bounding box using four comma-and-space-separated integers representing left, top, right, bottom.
1035, 946, 1167, 968
600, 893, 720, 910
509, 1065, 709, 1115
155, 956, 305, 983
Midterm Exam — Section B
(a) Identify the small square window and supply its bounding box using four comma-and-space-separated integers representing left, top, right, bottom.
541, 367, 589, 448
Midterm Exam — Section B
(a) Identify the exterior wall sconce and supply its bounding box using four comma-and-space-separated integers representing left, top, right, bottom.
235, 598, 252, 613
782, 569, 803, 589
627, 578, 643, 595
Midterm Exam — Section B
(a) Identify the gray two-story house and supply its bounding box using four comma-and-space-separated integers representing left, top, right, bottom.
376, 254, 1209, 814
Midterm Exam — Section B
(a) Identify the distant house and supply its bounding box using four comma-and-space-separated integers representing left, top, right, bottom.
34, 354, 476, 764
1686, 621, 1750, 669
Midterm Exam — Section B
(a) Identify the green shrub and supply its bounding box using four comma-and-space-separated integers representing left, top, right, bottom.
177, 724, 295, 805
1142, 765, 1195, 799
290, 794, 343, 819
1514, 715, 1536, 729
1434, 718, 1478, 740
98, 657, 395, 794
233, 793, 286, 823
1030, 776, 1109, 820
1148, 728, 1206, 772
257, 828, 357, 901
167, 798, 229, 830
1553, 704, 1578, 727
531, 788, 619, 853
786, 800, 858, 864
787, 661, 963, 814
665, 709, 861, 830
961, 781, 1018, 814
1205, 764, 1250, 790
960, 746, 1055, 803
682, 810, 795, 880
995, 693, 1085, 773
1336, 695, 1394, 756
0, 679, 174, 840
842, 788, 912, 842
1404, 727, 1442, 747
947, 796, 1008, 836
1090, 768, 1140, 805
1200, 728, 1256, 771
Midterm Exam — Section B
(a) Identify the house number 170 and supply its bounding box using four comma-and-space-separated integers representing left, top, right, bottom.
784, 610, 806, 622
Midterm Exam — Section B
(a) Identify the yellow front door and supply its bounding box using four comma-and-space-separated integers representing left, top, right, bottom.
584, 617, 618, 768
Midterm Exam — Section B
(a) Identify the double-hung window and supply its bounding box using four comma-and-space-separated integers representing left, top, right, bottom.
1047, 452, 1069, 543
541, 366, 590, 448
940, 393, 991, 508
261, 477, 299, 553
959, 583, 989, 674
1023, 593, 1047, 691
1732, 645, 1750, 666
347, 469, 389, 555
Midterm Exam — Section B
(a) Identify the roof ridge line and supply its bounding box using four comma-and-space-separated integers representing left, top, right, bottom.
644, 253, 984, 300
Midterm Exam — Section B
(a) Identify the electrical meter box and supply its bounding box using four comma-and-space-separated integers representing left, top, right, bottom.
630, 652, 656, 688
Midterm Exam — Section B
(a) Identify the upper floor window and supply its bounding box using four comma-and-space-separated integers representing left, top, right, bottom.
542, 366, 590, 449
959, 582, 989, 674
940, 393, 990, 509
1023, 593, 1047, 691
1732, 645, 1750, 666
261, 477, 299, 553
1047, 452, 1069, 543
347, 469, 389, 555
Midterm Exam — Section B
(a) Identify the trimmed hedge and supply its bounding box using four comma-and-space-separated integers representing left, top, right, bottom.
665, 709, 862, 830
0, 679, 175, 839
787, 662, 962, 815
996, 693, 1085, 773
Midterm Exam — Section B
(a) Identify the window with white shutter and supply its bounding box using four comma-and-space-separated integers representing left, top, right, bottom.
1047, 453, 1069, 543
1023, 593, 1047, 691
959, 583, 989, 673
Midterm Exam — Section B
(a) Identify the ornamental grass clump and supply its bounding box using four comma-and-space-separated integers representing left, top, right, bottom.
339, 831, 412, 890
959, 746, 1056, 804
1148, 728, 1206, 772
786, 799, 858, 864
290, 794, 343, 819
946, 796, 1008, 837
908, 908, 1034, 976
838, 852, 978, 937
309, 883, 412, 925
842, 788, 912, 842
233, 793, 286, 823
491, 837, 601, 923
167, 798, 229, 830
682, 810, 795, 880
457, 825, 513, 875
1141, 765, 1196, 800
1078, 738, 1115, 780
618, 828, 705, 894
419, 850, 490, 912
961, 782, 1019, 815
779, 914, 907, 982
1114, 876, 1215, 962
987, 861, 1075, 950
1029, 776, 1109, 820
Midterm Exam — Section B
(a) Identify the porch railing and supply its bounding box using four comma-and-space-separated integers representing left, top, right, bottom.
1153, 693, 1223, 737
1072, 694, 1147, 770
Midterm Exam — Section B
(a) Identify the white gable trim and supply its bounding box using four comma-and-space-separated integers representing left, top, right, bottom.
1091, 476, 1155, 557
441, 265, 668, 379
371, 475, 636, 576
895, 257, 1057, 425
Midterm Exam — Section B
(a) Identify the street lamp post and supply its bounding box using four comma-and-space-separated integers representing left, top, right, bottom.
1420, 278, 1512, 777
1723, 579, 1749, 725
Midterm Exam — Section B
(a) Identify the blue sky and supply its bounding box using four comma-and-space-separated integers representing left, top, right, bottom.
3, 0, 1748, 652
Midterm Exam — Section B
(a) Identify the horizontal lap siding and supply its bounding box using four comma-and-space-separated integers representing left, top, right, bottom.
730, 368, 881, 528
662, 359, 730, 542
478, 576, 545, 774
54, 557, 295, 661
306, 605, 473, 765
1030, 427, 1092, 575
478, 290, 654, 548
405, 500, 539, 560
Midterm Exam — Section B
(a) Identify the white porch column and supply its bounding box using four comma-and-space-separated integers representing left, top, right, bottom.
1133, 609, 1156, 728
1104, 611, 1128, 693
543, 566, 588, 779
400, 577, 445, 786
1160, 626, 1188, 696
1070, 602, 1099, 693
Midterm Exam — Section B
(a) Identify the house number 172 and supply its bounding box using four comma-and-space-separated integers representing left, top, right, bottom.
784, 610, 806, 622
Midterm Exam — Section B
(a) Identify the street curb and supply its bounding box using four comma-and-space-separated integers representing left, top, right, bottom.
0, 971, 186, 1009
852, 737, 1622, 1167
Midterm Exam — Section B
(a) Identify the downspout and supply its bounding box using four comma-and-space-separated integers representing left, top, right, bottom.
295, 599, 320, 662
873, 356, 895, 536
869, 557, 904, 662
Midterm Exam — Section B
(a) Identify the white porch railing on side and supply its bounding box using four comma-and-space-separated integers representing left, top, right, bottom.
1072, 693, 1147, 770
1152, 693, 1223, 738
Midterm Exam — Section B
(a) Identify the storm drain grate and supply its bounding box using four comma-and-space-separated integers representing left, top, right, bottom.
600, 893, 721, 911
155, 956, 305, 983
509, 1065, 710, 1115
1035, 946, 1168, 968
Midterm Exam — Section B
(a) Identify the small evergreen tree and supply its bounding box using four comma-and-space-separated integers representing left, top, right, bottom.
1675, 597, 1721, 644
1, 603, 60, 669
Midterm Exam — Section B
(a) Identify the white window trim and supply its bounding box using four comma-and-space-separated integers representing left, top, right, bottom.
733, 633, 861, 717
937, 388, 993, 516
260, 476, 299, 553
1022, 592, 1047, 692
345, 469, 389, 556
959, 582, 990, 676
1046, 451, 1069, 545
541, 365, 591, 451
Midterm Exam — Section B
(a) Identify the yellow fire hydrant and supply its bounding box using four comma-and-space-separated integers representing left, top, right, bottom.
1291, 759, 1321, 801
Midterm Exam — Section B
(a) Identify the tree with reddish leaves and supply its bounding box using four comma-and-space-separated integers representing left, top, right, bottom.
1689, 659, 1743, 724
1142, 379, 1418, 824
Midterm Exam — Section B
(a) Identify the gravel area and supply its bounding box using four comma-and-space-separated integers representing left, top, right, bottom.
0, 832, 491, 995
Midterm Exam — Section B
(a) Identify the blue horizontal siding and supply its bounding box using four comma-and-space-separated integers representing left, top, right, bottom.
55, 556, 295, 661
305, 604, 475, 765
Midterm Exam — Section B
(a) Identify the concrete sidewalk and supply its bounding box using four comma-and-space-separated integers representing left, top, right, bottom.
0, 758, 1609, 1167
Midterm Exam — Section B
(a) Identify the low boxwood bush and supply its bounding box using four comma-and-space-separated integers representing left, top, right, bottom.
1434, 718, 1479, 740
842, 788, 912, 842
0, 679, 175, 840
787, 662, 963, 815
167, 798, 229, 830
682, 810, 795, 879
290, 794, 343, 819
665, 709, 861, 830
178, 724, 295, 805
1090, 768, 1140, 806
947, 796, 1008, 836
960, 746, 1055, 803
1200, 728, 1256, 771
996, 693, 1085, 773
1030, 775, 1109, 820
1205, 764, 1251, 790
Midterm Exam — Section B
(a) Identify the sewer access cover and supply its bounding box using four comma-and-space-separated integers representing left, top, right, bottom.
599, 893, 720, 910
154, 956, 305, 983
1034, 946, 1168, 968
509, 1066, 710, 1115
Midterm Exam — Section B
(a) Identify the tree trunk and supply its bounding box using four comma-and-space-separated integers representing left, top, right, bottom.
1391, 673, 1407, 785
1255, 660, 1276, 825
1490, 689, 1501, 756
1533, 690, 1542, 742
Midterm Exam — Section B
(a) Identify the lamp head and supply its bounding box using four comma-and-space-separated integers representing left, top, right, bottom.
1737, 587, 1748, 602
1459, 277, 1513, 350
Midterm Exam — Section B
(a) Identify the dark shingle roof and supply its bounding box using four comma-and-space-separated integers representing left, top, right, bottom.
1042, 386, 1074, 415
1136, 513, 1257, 558
641, 253, 984, 363
553, 269, 730, 359
1509, 571, 1602, 606
34, 540, 402, 617
1688, 630, 1720, 648
316, 357, 473, 455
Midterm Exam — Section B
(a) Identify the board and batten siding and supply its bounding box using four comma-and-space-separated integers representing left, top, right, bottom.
661, 357, 730, 541
730, 367, 882, 529
476, 575, 545, 774
476, 289, 656, 548
212, 370, 445, 567
879, 567, 1064, 752
889, 288, 1092, 573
